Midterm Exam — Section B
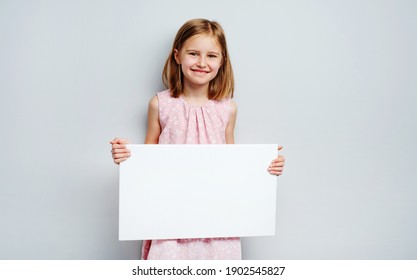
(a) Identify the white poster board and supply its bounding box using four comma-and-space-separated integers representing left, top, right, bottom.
119, 144, 278, 240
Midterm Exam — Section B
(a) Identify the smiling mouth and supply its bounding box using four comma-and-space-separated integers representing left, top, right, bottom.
192, 69, 210, 73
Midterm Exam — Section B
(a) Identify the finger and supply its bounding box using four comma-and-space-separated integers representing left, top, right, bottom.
271, 157, 285, 164
111, 151, 131, 159
271, 167, 283, 174
112, 152, 131, 159
268, 169, 283, 176
110, 138, 129, 144
268, 166, 284, 172
272, 155, 285, 162
112, 148, 130, 154
268, 162, 284, 170
114, 157, 128, 164
271, 162, 285, 167
111, 144, 128, 150
277, 145, 283, 151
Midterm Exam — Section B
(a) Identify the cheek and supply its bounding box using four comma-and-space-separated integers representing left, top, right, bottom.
211, 62, 222, 73
180, 57, 194, 68
180, 62, 192, 74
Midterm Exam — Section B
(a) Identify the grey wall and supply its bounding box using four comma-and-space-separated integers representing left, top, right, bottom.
1, 0, 416, 259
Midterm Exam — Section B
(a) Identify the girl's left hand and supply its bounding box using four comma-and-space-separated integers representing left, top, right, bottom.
268, 146, 285, 176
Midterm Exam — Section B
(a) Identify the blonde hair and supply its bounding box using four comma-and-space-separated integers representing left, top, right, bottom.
162, 18, 234, 100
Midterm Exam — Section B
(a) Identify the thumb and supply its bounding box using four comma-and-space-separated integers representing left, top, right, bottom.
110, 138, 129, 144
278, 145, 283, 151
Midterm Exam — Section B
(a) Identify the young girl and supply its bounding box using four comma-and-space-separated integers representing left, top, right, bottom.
110, 18, 285, 260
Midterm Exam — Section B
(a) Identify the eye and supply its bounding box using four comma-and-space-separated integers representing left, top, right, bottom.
208, 54, 218, 58
188, 52, 198, 56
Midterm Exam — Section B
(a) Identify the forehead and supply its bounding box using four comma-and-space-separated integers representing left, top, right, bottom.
182, 34, 222, 51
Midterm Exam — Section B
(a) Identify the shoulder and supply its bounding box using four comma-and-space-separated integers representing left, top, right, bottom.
230, 100, 237, 111
229, 99, 237, 116
151, 89, 172, 109
215, 98, 237, 118
156, 89, 171, 100
148, 95, 159, 111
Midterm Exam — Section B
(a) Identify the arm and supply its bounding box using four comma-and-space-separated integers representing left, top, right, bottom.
225, 100, 237, 144
144, 95, 161, 144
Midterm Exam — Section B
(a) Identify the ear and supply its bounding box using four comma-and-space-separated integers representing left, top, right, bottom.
174, 49, 180, 64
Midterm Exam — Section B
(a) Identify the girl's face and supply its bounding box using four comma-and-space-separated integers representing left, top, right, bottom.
174, 34, 223, 89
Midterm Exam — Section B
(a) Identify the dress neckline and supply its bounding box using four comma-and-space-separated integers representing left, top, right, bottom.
179, 94, 211, 108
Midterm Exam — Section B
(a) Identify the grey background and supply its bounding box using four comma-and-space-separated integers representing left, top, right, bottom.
1, 0, 416, 259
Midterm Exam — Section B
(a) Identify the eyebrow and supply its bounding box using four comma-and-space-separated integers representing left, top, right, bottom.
186, 49, 221, 55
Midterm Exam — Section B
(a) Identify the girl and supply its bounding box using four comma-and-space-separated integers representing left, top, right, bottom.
110, 18, 285, 260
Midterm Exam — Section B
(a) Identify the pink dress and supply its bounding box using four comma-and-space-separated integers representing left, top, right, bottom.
141, 89, 241, 260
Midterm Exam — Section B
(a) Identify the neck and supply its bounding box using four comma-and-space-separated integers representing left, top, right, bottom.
182, 82, 209, 100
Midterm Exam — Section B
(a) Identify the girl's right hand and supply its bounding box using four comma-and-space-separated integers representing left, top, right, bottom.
110, 138, 131, 164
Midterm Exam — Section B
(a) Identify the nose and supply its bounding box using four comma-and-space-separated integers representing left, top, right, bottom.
197, 56, 207, 67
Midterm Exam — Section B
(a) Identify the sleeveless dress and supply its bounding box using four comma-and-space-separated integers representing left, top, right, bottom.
141, 89, 242, 260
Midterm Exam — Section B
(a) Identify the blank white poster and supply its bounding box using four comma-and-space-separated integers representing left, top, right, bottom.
119, 144, 278, 240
